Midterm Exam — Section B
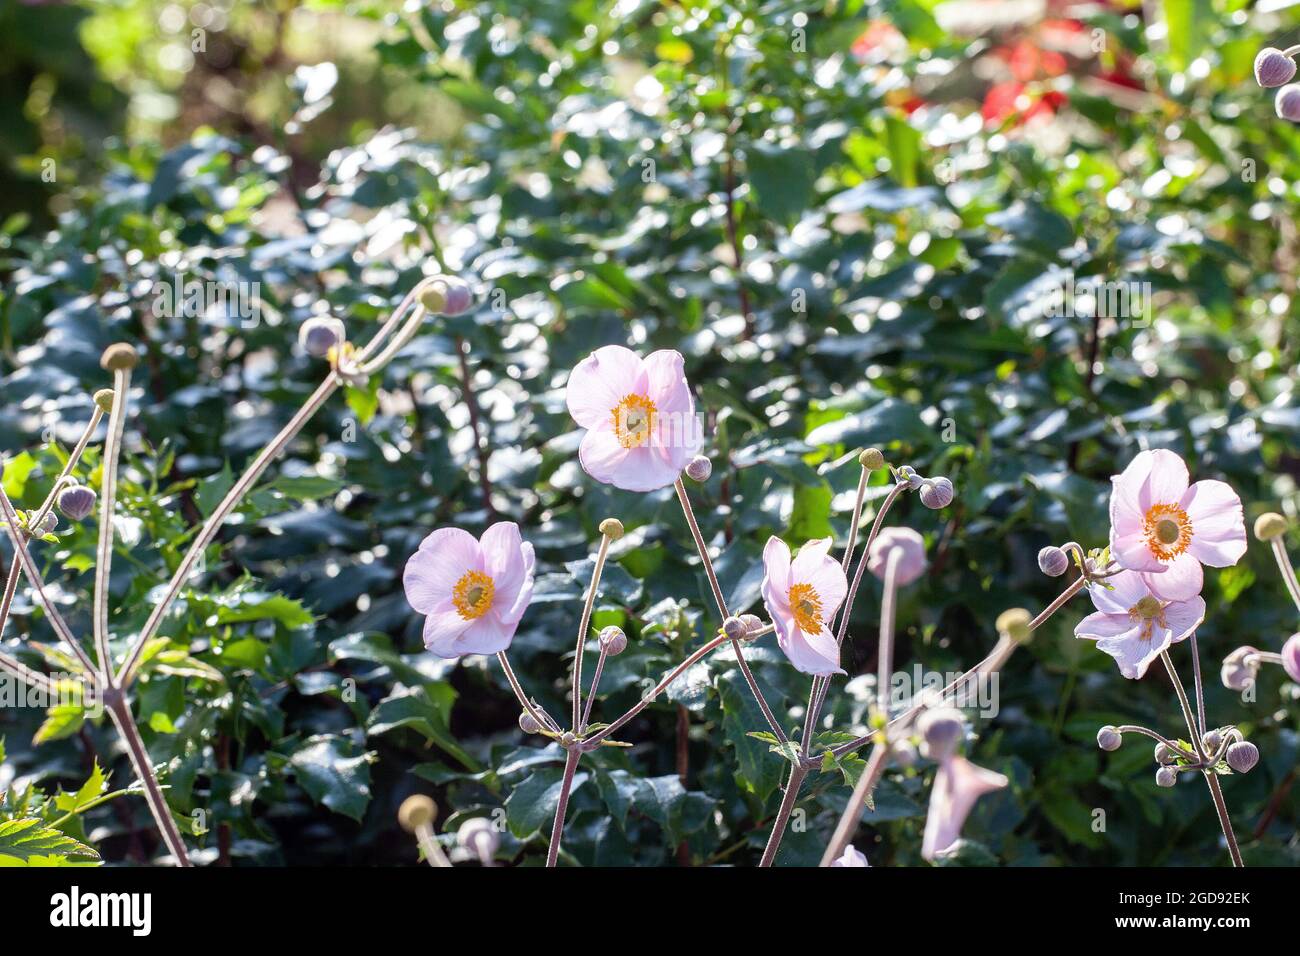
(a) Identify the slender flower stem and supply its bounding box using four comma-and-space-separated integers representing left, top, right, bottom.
572, 532, 612, 729
583, 635, 728, 746
0, 559, 21, 640
27, 406, 104, 532
1114, 725, 1198, 759
580, 646, 609, 733
1161, 650, 1243, 867
93, 368, 131, 685
1188, 632, 1208, 741
758, 763, 807, 867
546, 747, 581, 867
674, 478, 788, 744
415, 823, 452, 867
0, 646, 56, 692
1270, 538, 1300, 614
876, 548, 902, 721
104, 690, 192, 866
497, 651, 555, 734
820, 739, 889, 866
118, 374, 340, 686
0, 483, 97, 674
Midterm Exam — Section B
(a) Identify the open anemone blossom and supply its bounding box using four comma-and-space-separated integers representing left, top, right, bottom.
403, 522, 536, 659
1108, 449, 1246, 602
1074, 569, 1206, 680
761, 537, 848, 676
565, 345, 703, 492
922, 754, 1009, 862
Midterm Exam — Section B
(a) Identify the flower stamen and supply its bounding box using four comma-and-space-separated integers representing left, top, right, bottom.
1128, 595, 1167, 642
611, 394, 657, 449
1142, 503, 1192, 561
787, 582, 824, 634
452, 570, 495, 620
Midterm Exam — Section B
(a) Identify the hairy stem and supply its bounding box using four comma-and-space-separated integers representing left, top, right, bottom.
546, 747, 581, 867
104, 691, 192, 867
415, 822, 452, 868
93, 367, 131, 684
1270, 538, 1300, 614
497, 650, 556, 734
820, 739, 890, 866
758, 763, 807, 867
572, 532, 612, 729
579, 646, 609, 734
27, 405, 104, 532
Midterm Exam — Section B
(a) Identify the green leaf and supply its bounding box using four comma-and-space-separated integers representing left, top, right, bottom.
195, 461, 234, 518
288, 735, 375, 822
366, 685, 480, 772
0, 818, 98, 865
505, 767, 589, 839
2, 452, 35, 499
33, 704, 85, 745
747, 142, 815, 227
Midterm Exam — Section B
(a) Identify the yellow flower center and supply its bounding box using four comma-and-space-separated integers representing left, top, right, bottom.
1143, 503, 1192, 561
1128, 596, 1167, 642
788, 582, 824, 634
611, 394, 657, 449
452, 570, 495, 620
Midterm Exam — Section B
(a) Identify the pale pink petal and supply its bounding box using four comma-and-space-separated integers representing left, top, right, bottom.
565, 345, 648, 429
423, 601, 475, 658
578, 422, 632, 486
642, 350, 694, 416
615, 444, 683, 491
1181, 480, 1247, 568
1088, 570, 1149, 615
830, 845, 870, 867
1136, 449, 1190, 510
1111, 525, 1163, 573
1096, 625, 1172, 679
454, 611, 516, 656
778, 621, 844, 676
1074, 611, 1138, 641
499, 542, 535, 625
793, 541, 848, 620
921, 755, 1007, 861
1142, 554, 1202, 602
1161, 595, 1206, 645
403, 528, 483, 613
481, 522, 526, 603
762, 536, 793, 595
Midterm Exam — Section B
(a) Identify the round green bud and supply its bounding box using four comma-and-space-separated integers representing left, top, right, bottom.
996, 607, 1033, 643
1254, 512, 1287, 542
99, 343, 139, 372
598, 517, 624, 541
858, 448, 885, 470
398, 794, 437, 832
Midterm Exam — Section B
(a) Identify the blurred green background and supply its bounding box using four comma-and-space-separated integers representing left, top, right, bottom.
0, 0, 1298, 867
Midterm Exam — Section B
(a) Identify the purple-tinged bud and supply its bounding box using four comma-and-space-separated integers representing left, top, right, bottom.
299, 316, 345, 358
1220, 646, 1260, 692
685, 455, 712, 482
457, 817, 499, 863
1097, 726, 1122, 752
1256, 47, 1297, 88
722, 616, 748, 641
1226, 741, 1259, 774
1037, 545, 1069, 578
918, 476, 954, 509
57, 485, 97, 522
1202, 730, 1223, 755
1277, 83, 1300, 121
918, 707, 964, 760
1154, 742, 1174, 765
598, 625, 627, 656
736, 613, 764, 641
518, 710, 543, 734
1282, 633, 1300, 683
33, 512, 57, 536
1155, 766, 1177, 788
421, 277, 474, 316
868, 527, 927, 586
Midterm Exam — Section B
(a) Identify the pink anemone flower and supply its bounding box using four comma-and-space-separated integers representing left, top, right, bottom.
761, 537, 848, 676
1074, 569, 1205, 679
830, 845, 870, 867
403, 522, 536, 659
565, 345, 703, 492
921, 755, 1008, 861
1108, 449, 1246, 601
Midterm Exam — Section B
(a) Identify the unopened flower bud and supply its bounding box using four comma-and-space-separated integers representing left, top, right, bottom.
421, 277, 474, 316
996, 608, 1033, 644
1154, 742, 1174, 765
892, 738, 918, 768
1202, 730, 1223, 755
1277, 83, 1300, 122
398, 794, 437, 832
598, 517, 624, 541
918, 707, 964, 760
1256, 47, 1297, 88
1282, 633, 1300, 683
560, 731, 578, 748
1155, 766, 1177, 788
868, 527, 927, 586
57, 485, 96, 521
93, 389, 116, 414
33, 512, 57, 536
685, 455, 712, 482
918, 476, 954, 509
1037, 545, 1069, 578
1254, 512, 1287, 542
598, 625, 627, 656
99, 343, 139, 372
1226, 741, 1259, 774
858, 448, 885, 470
1097, 726, 1122, 752
722, 616, 748, 641
1220, 646, 1260, 692
518, 710, 543, 734
457, 817, 500, 862
299, 316, 346, 358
